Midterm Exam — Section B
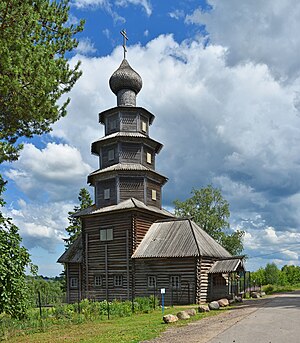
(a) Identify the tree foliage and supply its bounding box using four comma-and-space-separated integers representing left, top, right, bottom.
174, 185, 244, 255
0, 0, 84, 163
64, 188, 93, 248
0, 214, 32, 319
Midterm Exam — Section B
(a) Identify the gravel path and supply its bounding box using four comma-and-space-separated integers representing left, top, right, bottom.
141, 297, 273, 343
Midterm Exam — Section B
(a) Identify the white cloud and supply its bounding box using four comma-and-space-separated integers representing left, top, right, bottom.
75, 38, 97, 55
72, 0, 125, 23
185, 0, 300, 82
5, 143, 92, 202
115, 0, 152, 16
169, 9, 184, 20
4, 200, 73, 253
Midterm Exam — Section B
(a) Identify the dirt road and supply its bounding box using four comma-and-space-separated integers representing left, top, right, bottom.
142, 294, 292, 343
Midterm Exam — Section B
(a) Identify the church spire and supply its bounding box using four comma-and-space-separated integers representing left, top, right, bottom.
109, 30, 142, 107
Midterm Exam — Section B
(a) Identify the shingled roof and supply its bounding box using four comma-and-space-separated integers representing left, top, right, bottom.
57, 235, 83, 263
73, 197, 174, 218
208, 258, 245, 274
132, 218, 232, 259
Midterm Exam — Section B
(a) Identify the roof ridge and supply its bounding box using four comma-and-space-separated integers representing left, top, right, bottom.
188, 219, 201, 257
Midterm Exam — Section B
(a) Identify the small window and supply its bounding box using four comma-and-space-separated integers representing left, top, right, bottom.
108, 149, 115, 161
151, 189, 157, 201
109, 119, 117, 131
100, 228, 113, 241
148, 276, 157, 289
114, 275, 123, 287
94, 275, 102, 287
104, 188, 110, 200
141, 121, 147, 133
70, 277, 78, 289
146, 152, 152, 164
170, 276, 180, 290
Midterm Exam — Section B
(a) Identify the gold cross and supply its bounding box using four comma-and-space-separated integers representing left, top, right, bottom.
120, 29, 128, 59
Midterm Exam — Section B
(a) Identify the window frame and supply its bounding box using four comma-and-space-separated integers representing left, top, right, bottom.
170, 275, 181, 290
146, 152, 152, 164
141, 120, 147, 133
104, 188, 110, 200
100, 228, 113, 241
113, 274, 123, 287
70, 277, 78, 289
94, 275, 103, 287
147, 275, 157, 289
151, 189, 157, 201
108, 148, 115, 161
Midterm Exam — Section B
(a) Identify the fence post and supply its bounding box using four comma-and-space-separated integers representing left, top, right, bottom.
38, 291, 42, 318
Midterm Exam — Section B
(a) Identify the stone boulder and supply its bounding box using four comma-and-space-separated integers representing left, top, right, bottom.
177, 311, 190, 320
208, 301, 220, 310
260, 291, 266, 297
228, 299, 235, 305
218, 298, 229, 307
198, 305, 210, 313
163, 314, 178, 324
185, 309, 196, 317
235, 296, 243, 303
251, 292, 260, 298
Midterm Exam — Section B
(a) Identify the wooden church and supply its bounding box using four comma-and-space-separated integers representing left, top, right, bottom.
58, 34, 244, 305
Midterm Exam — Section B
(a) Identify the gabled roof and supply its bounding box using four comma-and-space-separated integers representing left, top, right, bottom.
132, 218, 231, 259
208, 258, 245, 274
73, 197, 174, 218
57, 235, 83, 263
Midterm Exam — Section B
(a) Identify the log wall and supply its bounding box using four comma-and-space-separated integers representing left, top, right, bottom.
134, 257, 196, 305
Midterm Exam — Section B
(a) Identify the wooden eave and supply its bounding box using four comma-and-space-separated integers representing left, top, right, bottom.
87, 163, 168, 186
91, 132, 163, 155
99, 106, 155, 125
74, 197, 174, 219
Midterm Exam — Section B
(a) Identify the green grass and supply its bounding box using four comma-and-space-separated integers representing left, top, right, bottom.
3, 306, 223, 343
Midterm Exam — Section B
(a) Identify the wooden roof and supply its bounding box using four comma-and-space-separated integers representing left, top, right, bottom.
73, 198, 174, 218
57, 235, 83, 263
132, 218, 232, 259
208, 258, 245, 273
87, 163, 168, 185
91, 132, 163, 155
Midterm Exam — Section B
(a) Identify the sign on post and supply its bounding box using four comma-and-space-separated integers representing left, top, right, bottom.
161, 288, 165, 314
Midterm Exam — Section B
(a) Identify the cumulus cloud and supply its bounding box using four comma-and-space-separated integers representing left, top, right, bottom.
185, 0, 300, 82
4, 199, 73, 253
75, 38, 97, 55
5, 143, 92, 202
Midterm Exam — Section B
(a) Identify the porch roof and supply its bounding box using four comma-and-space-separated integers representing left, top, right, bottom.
208, 258, 245, 274
57, 235, 83, 263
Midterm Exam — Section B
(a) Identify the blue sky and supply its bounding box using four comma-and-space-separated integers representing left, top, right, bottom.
2, 0, 300, 276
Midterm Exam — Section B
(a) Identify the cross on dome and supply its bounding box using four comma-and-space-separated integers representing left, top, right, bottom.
120, 29, 128, 59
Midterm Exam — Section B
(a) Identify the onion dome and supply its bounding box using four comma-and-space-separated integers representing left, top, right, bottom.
109, 59, 142, 107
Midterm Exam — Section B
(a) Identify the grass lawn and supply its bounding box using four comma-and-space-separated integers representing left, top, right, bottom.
5, 306, 223, 343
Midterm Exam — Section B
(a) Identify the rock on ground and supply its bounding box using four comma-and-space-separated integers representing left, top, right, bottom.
198, 305, 210, 313
163, 314, 178, 323
218, 298, 229, 307
177, 311, 190, 320
186, 309, 197, 316
208, 301, 220, 310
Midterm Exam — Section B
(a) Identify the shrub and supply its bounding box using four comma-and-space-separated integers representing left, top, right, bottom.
262, 285, 274, 294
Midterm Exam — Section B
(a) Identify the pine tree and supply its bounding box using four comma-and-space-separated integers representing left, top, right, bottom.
64, 188, 93, 248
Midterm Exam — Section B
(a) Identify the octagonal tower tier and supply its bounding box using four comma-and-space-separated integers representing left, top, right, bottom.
89, 58, 168, 209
